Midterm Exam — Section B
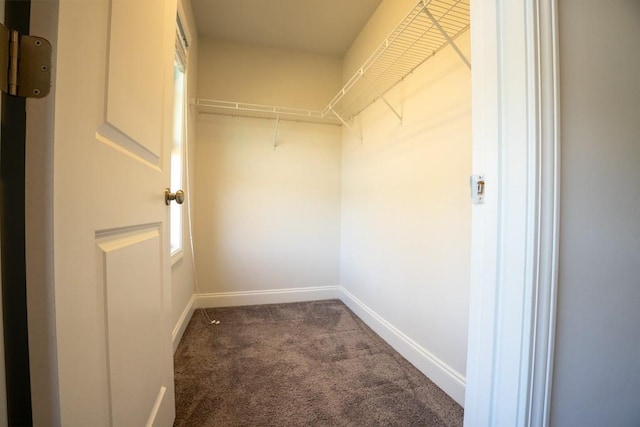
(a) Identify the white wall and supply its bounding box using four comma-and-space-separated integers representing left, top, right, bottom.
171, 0, 199, 348
552, 1, 640, 425
198, 38, 342, 109
194, 40, 343, 298
342, 0, 417, 81
340, 17, 471, 406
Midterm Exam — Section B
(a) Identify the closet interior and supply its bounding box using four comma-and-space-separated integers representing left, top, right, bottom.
188, 0, 471, 405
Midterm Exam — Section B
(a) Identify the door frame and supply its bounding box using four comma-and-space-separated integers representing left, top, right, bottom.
23, 0, 561, 425
465, 0, 560, 425
24, 0, 60, 425
2, 1, 34, 425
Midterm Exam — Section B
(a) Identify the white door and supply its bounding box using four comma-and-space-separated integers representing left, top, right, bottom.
50, 0, 177, 425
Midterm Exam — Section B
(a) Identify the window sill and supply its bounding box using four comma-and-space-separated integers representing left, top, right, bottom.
171, 248, 184, 267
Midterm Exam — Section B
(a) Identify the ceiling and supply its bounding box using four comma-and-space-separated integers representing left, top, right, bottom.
190, 0, 383, 57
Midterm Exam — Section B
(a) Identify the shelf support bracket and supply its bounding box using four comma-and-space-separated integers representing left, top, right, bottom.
422, 6, 471, 70
330, 108, 362, 141
362, 74, 403, 125
273, 114, 280, 149
379, 95, 403, 124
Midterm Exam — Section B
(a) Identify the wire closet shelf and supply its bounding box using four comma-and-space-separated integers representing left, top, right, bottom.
194, 99, 343, 126
194, 0, 470, 126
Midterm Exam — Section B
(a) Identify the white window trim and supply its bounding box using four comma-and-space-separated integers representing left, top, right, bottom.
171, 247, 184, 266
170, 10, 190, 266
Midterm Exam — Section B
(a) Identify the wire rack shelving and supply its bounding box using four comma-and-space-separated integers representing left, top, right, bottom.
194, 0, 470, 138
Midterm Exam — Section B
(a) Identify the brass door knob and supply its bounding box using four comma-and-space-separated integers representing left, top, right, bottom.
165, 188, 185, 205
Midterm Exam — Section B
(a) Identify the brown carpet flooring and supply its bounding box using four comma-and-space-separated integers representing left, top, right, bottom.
174, 299, 463, 426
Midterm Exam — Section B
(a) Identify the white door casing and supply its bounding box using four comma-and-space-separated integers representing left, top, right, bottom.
50, 0, 177, 425
465, 0, 560, 426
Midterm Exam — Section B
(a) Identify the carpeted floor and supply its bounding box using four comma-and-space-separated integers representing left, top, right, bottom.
174, 299, 463, 426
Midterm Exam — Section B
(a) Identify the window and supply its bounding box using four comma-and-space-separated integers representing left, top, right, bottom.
171, 18, 188, 259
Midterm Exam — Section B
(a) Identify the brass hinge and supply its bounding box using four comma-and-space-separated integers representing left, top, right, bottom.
0, 23, 52, 98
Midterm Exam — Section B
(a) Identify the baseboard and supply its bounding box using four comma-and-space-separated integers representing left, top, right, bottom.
340, 288, 466, 406
195, 286, 341, 308
172, 294, 195, 353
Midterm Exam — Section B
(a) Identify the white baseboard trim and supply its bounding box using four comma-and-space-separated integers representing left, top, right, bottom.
172, 294, 196, 353
195, 286, 341, 308
340, 288, 466, 406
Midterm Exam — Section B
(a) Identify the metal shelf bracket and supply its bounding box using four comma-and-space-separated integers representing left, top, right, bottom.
330, 108, 362, 142
421, 2, 471, 70
273, 114, 280, 150
273, 114, 280, 149
379, 95, 403, 124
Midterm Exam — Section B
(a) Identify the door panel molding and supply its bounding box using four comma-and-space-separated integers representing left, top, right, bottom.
96, 224, 167, 426
96, 122, 161, 169
106, 0, 165, 156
